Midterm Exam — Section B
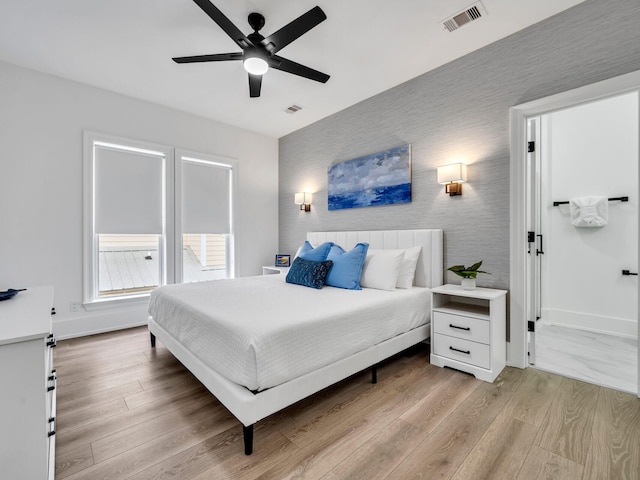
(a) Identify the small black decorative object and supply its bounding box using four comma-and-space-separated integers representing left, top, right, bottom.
0, 288, 26, 301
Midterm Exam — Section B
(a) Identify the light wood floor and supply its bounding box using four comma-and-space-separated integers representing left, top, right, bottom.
54, 326, 640, 480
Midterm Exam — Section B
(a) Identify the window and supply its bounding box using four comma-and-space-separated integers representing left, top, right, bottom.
175, 150, 234, 283
83, 132, 235, 306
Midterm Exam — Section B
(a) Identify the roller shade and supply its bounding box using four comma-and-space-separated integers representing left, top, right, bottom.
94, 145, 164, 234
181, 160, 231, 234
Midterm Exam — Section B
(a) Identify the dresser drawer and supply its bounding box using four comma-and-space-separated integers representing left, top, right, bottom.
433, 311, 490, 344
432, 333, 491, 369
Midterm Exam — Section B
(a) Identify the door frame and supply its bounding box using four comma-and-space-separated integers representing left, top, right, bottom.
509, 70, 640, 396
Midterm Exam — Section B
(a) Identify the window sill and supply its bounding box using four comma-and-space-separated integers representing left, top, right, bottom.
83, 293, 150, 312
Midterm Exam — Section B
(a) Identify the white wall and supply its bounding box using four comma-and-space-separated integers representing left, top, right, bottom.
0, 61, 279, 338
540, 92, 638, 337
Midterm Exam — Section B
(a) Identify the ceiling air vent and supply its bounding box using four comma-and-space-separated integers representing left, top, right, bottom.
285, 104, 303, 114
442, 2, 486, 32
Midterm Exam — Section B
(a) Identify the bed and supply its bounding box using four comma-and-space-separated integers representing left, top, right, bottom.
148, 229, 443, 454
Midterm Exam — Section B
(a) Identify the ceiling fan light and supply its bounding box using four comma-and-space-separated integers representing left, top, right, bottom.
243, 57, 268, 75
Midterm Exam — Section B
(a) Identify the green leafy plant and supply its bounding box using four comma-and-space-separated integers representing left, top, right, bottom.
447, 261, 490, 279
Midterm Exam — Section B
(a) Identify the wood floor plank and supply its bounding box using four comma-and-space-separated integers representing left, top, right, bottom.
56, 397, 129, 432
502, 367, 563, 427
516, 445, 584, 480
450, 413, 538, 480
61, 405, 239, 480
583, 387, 640, 480
319, 419, 424, 480
123, 369, 203, 410
56, 380, 143, 415
384, 367, 525, 479
56, 388, 215, 455
55, 444, 94, 480
91, 396, 233, 464
400, 368, 480, 433
534, 376, 599, 465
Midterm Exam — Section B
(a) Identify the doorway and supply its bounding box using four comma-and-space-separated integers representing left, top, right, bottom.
509, 70, 640, 398
527, 93, 638, 393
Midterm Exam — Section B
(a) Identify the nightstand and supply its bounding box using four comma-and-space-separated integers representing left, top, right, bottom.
262, 266, 290, 275
430, 284, 507, 382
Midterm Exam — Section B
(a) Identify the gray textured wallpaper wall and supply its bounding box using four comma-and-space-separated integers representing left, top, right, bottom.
279, 0, 640, 289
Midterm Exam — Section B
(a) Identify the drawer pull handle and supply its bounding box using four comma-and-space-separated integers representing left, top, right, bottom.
450, 346, 471, 355
47, 385, 56, 392
48, 430, 56, 438
449, 324, 471, 331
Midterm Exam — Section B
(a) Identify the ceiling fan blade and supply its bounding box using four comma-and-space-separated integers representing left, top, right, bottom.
270, 55, 330, 83
173, 52, 243, 63
262, 6, 326, 54
248, 73, 262, 98
192, 0, 254, 49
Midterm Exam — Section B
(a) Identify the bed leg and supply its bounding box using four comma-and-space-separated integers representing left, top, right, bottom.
150, 332, 156, 348
243, 424, 254, 455
371, 365, 378, 384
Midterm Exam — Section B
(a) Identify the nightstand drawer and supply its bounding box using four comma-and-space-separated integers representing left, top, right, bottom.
432, 333, 491, 369
433, 311, 490, 344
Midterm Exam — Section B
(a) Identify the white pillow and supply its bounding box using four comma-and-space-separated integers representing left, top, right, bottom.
360, 249, 405, 290
395, 246, 422, 289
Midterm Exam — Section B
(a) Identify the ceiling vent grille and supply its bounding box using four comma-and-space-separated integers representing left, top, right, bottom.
442, 2, 486, 32
285, 104, 303, 114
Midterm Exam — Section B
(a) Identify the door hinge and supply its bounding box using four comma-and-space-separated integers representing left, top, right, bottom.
527, 231, 535, 243
528, 141, 535, 153
528, 321, 535, 332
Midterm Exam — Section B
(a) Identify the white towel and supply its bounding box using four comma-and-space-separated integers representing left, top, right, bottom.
569, 196, 608, 227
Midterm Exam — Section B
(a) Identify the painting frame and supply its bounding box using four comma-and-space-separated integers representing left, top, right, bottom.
275, 254, 291, 268
327, 144, 411, 210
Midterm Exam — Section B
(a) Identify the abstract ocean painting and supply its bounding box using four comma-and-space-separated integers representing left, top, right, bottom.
328, 144, 411, 210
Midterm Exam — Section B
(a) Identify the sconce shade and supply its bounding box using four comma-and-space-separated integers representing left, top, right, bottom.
294, 192, 313, 212
437, 163, 467, 197
437, 163, 467, 184
294, 192, 312, 205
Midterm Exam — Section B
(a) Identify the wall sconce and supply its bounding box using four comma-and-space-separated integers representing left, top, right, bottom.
294, 192, 313, 212
437, 163, 467, 196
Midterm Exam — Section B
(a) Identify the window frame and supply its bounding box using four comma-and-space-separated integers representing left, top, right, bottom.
83, 132, 236, 308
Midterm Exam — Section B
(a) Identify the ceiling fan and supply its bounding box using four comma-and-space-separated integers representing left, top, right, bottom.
173, 0, 330, 98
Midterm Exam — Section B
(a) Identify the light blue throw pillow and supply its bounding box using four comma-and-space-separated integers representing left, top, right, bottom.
325, 242, 369, 290
297, 241, 333, 261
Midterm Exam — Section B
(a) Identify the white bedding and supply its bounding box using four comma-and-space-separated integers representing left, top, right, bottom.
148, 274, 430, 391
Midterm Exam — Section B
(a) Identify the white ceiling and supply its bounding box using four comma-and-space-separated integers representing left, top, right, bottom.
0, 0, 586, 138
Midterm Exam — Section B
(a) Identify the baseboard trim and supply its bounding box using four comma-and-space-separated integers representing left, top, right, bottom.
540, 308, 637, 339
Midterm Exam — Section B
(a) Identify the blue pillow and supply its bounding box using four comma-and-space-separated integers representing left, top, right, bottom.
325, 242, 369, 290
286, 257, 333, 289
297, 241, 333, 261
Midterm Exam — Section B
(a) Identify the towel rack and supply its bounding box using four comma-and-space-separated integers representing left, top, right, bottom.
553, 196, 628, 207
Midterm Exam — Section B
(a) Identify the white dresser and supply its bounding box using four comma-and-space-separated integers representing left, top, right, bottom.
0, 286, 56, 479
430, 284, 507, 382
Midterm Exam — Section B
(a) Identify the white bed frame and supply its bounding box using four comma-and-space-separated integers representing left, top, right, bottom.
148, 229, 443, 454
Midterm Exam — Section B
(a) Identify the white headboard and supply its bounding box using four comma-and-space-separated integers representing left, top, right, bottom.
307, 229, 443, 288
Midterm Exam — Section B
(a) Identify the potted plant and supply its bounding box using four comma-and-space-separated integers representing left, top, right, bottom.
447, 261, 489, 290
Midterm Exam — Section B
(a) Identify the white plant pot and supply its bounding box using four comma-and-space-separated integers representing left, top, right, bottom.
461, 278, 476, 290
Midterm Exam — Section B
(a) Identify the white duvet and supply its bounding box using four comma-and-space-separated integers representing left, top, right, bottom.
148, 274, 430, 391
